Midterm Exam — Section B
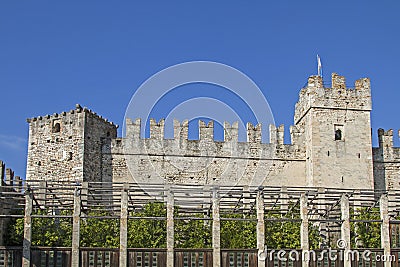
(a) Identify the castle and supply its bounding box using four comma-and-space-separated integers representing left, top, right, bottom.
25, 73, 399, 192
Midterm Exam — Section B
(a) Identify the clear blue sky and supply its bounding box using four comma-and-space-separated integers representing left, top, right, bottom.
1, 1, 399, 177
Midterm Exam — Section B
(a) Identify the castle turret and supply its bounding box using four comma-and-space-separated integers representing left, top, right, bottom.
26, 104, 117, 182
294, 73, 374, 189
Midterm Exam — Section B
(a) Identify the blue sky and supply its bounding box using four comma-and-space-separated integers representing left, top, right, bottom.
1, 1, 400, 176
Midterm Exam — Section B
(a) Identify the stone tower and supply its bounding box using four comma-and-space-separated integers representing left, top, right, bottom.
294, 73, 374, 189
26, 104, 117, 182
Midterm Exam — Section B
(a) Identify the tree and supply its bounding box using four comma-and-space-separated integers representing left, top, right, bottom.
6, 209, 72, 247
128, 202, 166, 248
264, 204, 320, 249
80, 210, 119, 248
3, 201, 325, 250
221, 213, 256, 249
351, 207, 381, 248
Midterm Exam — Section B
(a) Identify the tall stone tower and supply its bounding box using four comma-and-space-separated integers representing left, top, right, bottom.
26, 104, 117, 182
294, 73, 374, 189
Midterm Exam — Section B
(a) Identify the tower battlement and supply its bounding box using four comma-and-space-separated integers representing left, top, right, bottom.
373, 129, 400, 191
373, 128, 400, 160
294, 73, 371, 124
26, 104, 117, 182
27, 104, 117, 128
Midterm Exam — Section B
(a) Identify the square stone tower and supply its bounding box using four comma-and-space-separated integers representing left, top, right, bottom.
294, 73, 374, 189
26, 104, 117, 182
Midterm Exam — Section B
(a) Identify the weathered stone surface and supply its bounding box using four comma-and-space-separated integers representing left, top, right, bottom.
26, 105, 117, 182
24, 72, 398, 193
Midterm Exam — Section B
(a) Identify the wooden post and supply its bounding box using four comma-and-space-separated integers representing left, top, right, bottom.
256, 187, 265, 267
300, 194, 309, 267
22, 188, 32, 267
166, 189, 174, 267
71, 187, 81, 267
340, 194, 351, 267
119, 184, 129, 267
212, 188, 221, 267
317, 188, 327, 248
380, 194, 391, 267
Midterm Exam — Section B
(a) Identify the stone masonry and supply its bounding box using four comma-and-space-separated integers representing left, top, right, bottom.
25, 73, 399, 192
26, 104, 117, 182
0, 160, 23, 245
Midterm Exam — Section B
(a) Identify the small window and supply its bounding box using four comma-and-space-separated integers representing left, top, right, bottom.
53, 122, 61, 133
334, 125, 344, 141
335, 129, 342, 141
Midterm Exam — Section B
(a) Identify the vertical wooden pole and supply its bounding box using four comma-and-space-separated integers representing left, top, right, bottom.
166, 189, 174, 267
300, 194, 309, 267
71, 187, 81, 267
119, 184, 129, 267
256, 187, 265, 267
212, 188, 221, 267
380, 194, 391, 267
340, 194, 351, 267
22, 188, 32, 267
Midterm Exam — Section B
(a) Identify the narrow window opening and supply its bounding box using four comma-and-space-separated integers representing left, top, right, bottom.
335, 129, 342, 141
327, 151, 330, 156
358, 153, 361, 159
106, 131, 110, 137
53, 122, 61, 133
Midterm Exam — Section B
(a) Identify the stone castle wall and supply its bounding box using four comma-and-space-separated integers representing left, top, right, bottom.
373, 129, 400, 191
0, 160, 23, 245
294, 73, 374, 189
23, 72, 400, 193
102, 120, 306, 187
26, 104, 117, 182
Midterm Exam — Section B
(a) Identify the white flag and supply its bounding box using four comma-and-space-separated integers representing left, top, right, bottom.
317, 54, 322, 77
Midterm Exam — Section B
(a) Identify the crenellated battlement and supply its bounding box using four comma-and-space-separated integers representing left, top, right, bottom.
378, 128, 394, 148
373, 128, 400, 160
294, 73, 371, 124
27, 104, 117, 128
373, 129, 400, 191
246, 123, 261, 143
124, 118, 300, 147
0, 160, 23, 189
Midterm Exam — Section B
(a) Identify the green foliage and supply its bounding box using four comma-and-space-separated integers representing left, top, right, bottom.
5, 217, 24, 246
175, 215, 211, 248
5, 209, 72, 247
5, 202, 365, 250
351, 207, 381, 248
80, 210, 119, 248
128, 202, 166, 248
264, 204, 320, 249
221, 214, 256, 249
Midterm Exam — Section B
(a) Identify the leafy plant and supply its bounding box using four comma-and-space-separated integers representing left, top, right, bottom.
350, 207, 381, 248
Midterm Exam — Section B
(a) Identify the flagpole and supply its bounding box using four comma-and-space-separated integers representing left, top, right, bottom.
317, 54, 322, 78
